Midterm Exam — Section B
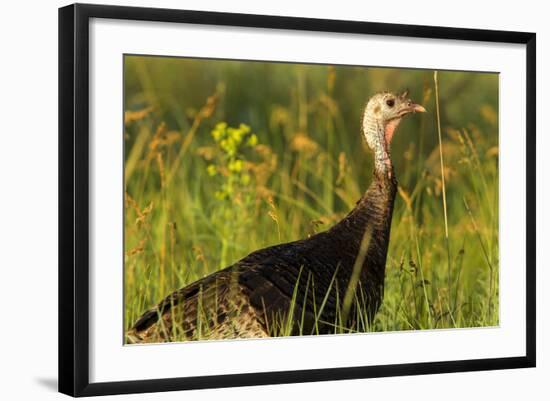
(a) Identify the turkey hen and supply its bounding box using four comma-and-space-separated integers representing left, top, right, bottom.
127, 90, 425, 343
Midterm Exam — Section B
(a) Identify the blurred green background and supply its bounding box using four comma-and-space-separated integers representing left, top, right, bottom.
124, 55, 499, 338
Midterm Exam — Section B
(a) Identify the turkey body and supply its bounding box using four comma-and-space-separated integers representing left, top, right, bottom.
127, 171, 397, 343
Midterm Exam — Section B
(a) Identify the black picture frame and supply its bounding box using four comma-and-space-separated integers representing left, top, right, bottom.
58, 3, 536, 397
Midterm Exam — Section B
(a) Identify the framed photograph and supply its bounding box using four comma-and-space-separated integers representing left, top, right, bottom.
58, 3, 536, 397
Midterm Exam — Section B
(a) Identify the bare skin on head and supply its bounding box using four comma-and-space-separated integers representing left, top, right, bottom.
362, 90, 426, 177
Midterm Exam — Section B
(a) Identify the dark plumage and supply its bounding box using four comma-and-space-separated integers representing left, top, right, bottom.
127, 91, 425, 343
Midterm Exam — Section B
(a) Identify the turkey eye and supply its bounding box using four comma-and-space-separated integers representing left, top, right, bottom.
386, 99, 395, 107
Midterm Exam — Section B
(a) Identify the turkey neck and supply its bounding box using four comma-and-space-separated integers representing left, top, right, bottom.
333, 169, 396, 271
363, 111, 398, 179
328, 122, 397, 294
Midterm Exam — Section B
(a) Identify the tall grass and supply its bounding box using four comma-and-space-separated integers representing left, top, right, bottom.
124, 56, 499, 341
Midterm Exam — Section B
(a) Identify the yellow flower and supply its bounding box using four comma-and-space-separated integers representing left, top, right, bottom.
212, 129, 222, 141
228, 127, 244, 143
239, 123, 251, 134
228, 159, 243, 172
240, 174, 251, 185
212, 122, 228, 142
215, 122, 227, 131
206, 164, 217, 176
247, 134, 258, 147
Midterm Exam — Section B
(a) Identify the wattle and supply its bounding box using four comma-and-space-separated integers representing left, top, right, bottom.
385, 119, 401, 145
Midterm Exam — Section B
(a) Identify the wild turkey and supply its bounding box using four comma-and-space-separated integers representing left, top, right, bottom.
127, 90, 425, 343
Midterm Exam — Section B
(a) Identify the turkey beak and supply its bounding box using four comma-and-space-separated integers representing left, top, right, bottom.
398, 101, 426, 117
411, 103, 426, 113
